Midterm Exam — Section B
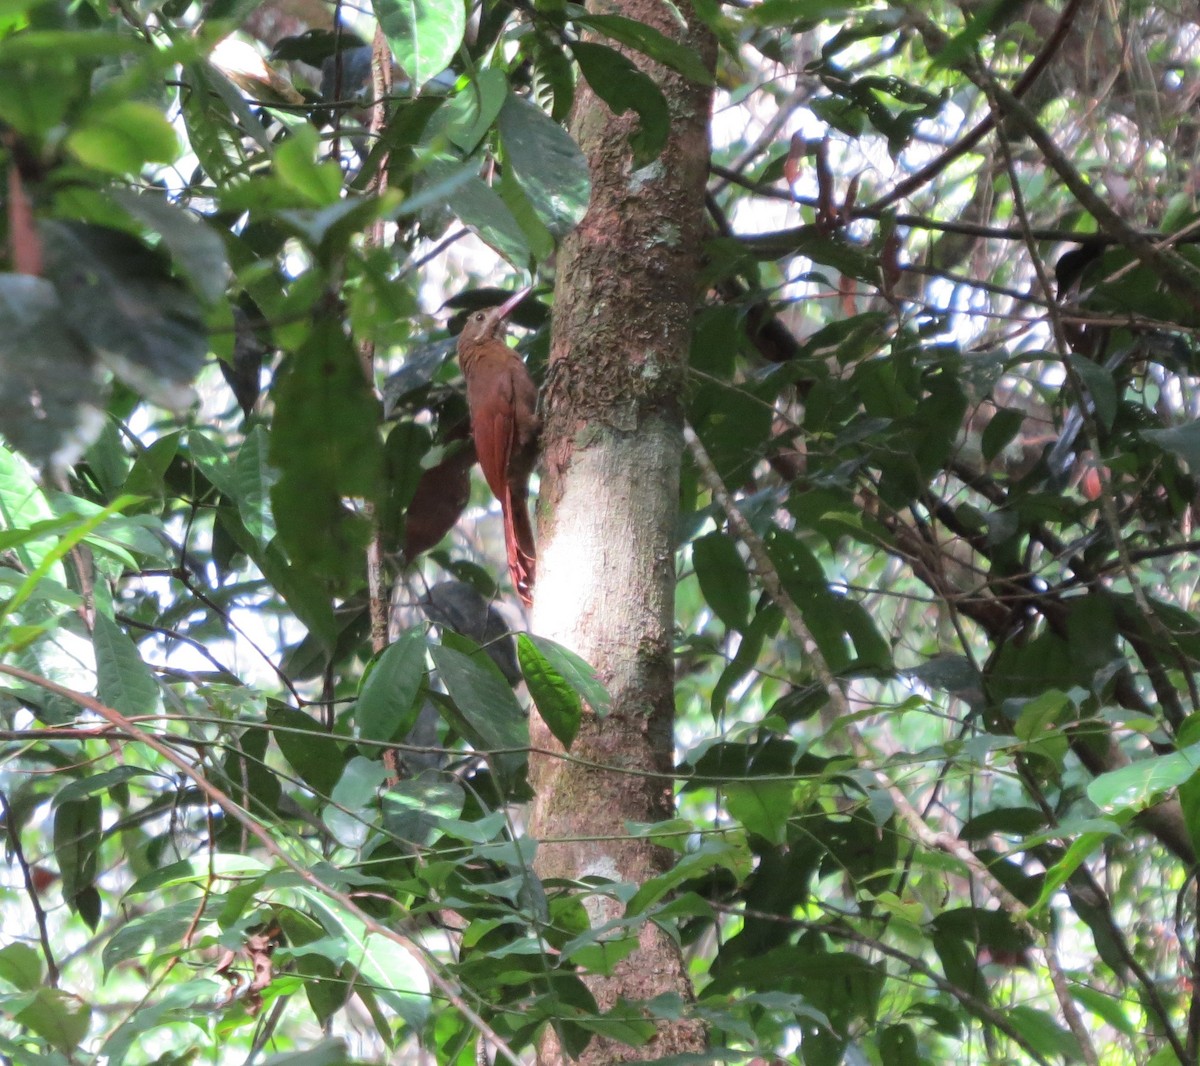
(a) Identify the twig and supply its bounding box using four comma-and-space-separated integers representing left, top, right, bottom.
868, 0, 1084, 212
684, 423, 1100, 1064
0, 663, 523, 1066
0, 787, 60, 986
707, 900, 1051, 1065
363, 24, 395, 658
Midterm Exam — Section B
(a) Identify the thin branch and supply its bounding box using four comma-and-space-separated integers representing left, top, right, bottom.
363, 23, 395, 659
684, 423, 1100, 1064
0, 787, 60, 986
707, 901, 1051, 1065
867, 0, 1084, 212
0, 663, 523, 1066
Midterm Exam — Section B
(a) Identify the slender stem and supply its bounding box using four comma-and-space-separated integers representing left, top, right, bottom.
684, 423, 1101, 1064
0, 787, 60, 987
0, 663, 523, 1066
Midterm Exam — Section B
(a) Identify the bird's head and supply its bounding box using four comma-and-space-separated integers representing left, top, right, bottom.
456, 287, 530, 351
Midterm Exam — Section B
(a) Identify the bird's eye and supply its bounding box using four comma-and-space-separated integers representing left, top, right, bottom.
473, 312, 485, 321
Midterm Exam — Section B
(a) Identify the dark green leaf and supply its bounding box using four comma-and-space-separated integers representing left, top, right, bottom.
234, 424, 278, 544
570, 41, 670, 165
573, 13, 714, 85
40, 220, 207, 409
523, 633, 611, 716
430, 642, 528, 790
356, 627, 427, 743
269, 318, 383, 587
382, 774, 465, 847
1067, 353, 1117, 431
52, 795, 101, 904
0, 274, 103, 467
496, 92, 590, 240
267, 704, 345, 796
980, 406, 1024, 463
107, 188, 229, 304
692, 531, 750, 631
93, 611, 161, 716
1143, 421, 1200, 469
517, 633, 581, 748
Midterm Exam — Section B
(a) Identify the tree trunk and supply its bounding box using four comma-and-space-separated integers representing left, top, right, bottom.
528, 1, 716, 1061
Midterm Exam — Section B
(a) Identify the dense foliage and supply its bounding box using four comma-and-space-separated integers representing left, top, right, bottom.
3, 0, 1200, 1063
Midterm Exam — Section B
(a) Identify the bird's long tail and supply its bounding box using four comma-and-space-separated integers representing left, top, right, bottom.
503, 486, 536, 606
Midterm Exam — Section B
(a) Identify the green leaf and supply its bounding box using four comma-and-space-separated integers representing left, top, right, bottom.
1028, 826, 1121, 915
0, 496, 139, 634
234, 424, 278, 544
275, 125, 344, 206
497, 92, 590, 240
52, 795, 101, 905
108, 188, 230, 304
40, 220, 208, 409
374, 0, 465, 90
0, 274, 103, 467
267, 704, 345, 796
522, 633, 611, 716
66, 100, 179, 174
435, 66, 507, 153
102, 899, 207, 975
573, 13, 714, 85
323, 755, 390, 847
692, 531, 750, 631
93, 611, 161, 716
497, 154, 556, 263
725, 779, 793, 844
1143, 421, 1200, 469
1069, 984, 1137, 1039
54, 766, 157, 806
274, 911, 351, 1025
0, 442, 65, 580
260, 1037, 352, 1066
517, 633, 581, 749
1006, 1005, 1081, 1061
0, 943, 43, 991
1067, 353, 1117, 431
14, 988, 92, 1056
570, 41, 670, 165
929, 0, 1022, 72
1087, 741, 1200, 812
424, 159, 531, 267
980, 406, 1023, 462
356, 627, 427, 743
383, 774, 465, 846
429, 642, 528, 788
269, 318, 383, 587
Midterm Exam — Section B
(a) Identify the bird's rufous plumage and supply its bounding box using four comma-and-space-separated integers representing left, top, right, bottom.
456, 290, 539, 605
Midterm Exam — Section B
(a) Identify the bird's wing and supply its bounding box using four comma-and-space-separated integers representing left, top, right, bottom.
473, 369, 517, 502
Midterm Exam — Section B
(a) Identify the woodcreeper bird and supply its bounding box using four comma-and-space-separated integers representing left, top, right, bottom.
455, 288, 539, 605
